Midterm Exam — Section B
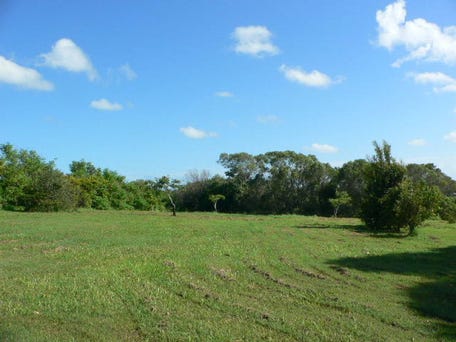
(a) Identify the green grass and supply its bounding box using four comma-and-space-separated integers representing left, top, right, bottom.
0, 210, 454, 341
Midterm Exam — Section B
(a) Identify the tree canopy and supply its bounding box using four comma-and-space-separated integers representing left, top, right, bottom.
1, 141, 456, 232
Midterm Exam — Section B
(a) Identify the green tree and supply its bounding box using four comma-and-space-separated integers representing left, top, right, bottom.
23, 165, 78, 211
329, 191, 351, 217
438, 196, 456, 223
0, 144, 77, 211
406, 163, 456, 196
124, 180, 167, 211
218, 151, 335, 215
69, 160, 133, 210
259, 151, 335, 215
155, 176, 181, 216
218, 152, 265, 212
209, 194, 225, 212
69, 160, 103, 208
394, 179, 441, 234
360, 141, 407, 232
360, 141, 446, 234
336, 159, 368, 217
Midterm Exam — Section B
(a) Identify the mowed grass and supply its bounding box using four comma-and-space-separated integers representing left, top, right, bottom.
0, 211, 454, 341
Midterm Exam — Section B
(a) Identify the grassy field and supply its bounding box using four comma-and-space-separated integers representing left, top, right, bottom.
0, 210, 454, 341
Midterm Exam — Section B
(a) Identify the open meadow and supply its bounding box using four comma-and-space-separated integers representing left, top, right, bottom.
0, 210, 455, 341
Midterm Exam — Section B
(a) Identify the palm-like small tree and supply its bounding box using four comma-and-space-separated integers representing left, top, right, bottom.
209, 194, 225, 212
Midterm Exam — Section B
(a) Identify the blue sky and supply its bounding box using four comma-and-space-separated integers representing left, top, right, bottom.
1, 0, 456, 180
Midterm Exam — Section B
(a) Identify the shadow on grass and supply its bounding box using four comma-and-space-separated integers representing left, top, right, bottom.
295, 224, 412, 238
329, 246, 456, 339
295, 224, 365, 231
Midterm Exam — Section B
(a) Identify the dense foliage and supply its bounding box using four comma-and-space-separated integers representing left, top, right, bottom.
1, 142, 456, 232
0, 144, 77, 211
0, 144, 172, 212
360, 141, 452, 233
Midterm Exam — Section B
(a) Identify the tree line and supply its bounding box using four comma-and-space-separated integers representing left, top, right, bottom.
0, 143, 175, 212
1, 142, 455, 232
176, 145, 456, 231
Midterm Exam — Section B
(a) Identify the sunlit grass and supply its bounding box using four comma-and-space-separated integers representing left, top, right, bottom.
0, 210, 454, 341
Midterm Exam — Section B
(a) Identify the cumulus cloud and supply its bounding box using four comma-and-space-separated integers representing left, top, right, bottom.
90, 98, 123, 111
119, 63, 137, 80
444, 131, 456, 143
215, 91, 234, 97
257, 114, 279, 124
408, 72, 456, 92
411, 72, 455, 85
408, 138, 427, 146
279, 65, 341, 88
232, 26, 279, 57
0, 56, 53, 90
309, 143, 339, 153
40, 38, 98, 80
180, 126, 217, 139
376, 0, 456, 67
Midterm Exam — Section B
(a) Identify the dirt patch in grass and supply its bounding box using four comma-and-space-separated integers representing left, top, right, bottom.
211, 267, 236, 281
0, 239, 19, 245
188, 282, 219, 300
163, 260, 177, 268
293, 267, 326, 279
43, 245, 70, 254
249, 265, 295, 289
279, 257, 326, 280
330, 265, 350, 276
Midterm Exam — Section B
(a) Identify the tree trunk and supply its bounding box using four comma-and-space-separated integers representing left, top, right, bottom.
333, 205, 339, 218
168, 194, 176, 216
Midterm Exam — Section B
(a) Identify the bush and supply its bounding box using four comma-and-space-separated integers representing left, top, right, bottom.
394, 180, 441, 234
360, 141, 442, 234
360, 141, 406, 232
438, 196, 456, 223
22, 166, 78, 212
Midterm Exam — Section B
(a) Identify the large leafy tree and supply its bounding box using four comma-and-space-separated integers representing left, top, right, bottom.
217, 151, 335, 215
0, 144, 77, 211
361, 141, 444, 233
361, 141, 407, 231
406, 163, 456, 197
394, 179, 441, 234
259, 151, 335, 215
336, 159, 368, 217
69, 160, 133, 210
329, 190, 351, 218
218, 152, 265, 212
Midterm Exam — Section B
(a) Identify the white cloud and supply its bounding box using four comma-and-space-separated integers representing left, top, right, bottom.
377, 0, 456, 67
444, 131, 456, 143
257, 114, 279, 124
279, 65, 341, 88
309, 143, 339, 154
215, 91, 233, 97
408, 138, 427, 146
408, 72, 456, 93
40, 38, 98, 80
232, 26, 279, 57
0, 56, 53, 91
119, 63, 137, 80
180, 126, 217, 139
439, 84, 456, 93
90, 98, 123, 111
410, 72, 454, 85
